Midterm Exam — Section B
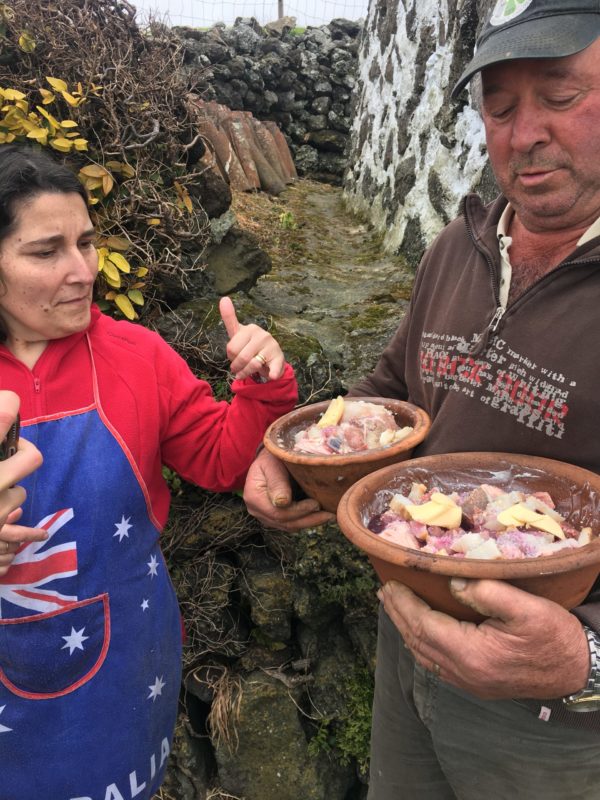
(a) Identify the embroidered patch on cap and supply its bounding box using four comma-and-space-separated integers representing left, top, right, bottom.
490, 0, 534, 26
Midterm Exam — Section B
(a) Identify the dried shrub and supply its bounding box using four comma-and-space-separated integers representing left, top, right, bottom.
0, 0, 212, 318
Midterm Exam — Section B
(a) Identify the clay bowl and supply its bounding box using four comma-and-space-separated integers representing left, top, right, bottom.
336, 451, 600, 622
263, 397, 431, 513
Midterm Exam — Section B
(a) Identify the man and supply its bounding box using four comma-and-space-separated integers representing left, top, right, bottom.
243, 1, 600, 796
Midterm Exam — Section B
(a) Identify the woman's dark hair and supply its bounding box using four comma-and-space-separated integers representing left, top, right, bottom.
0, 144, 88, 246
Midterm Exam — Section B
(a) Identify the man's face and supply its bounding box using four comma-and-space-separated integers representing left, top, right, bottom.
481, 38, 600, 233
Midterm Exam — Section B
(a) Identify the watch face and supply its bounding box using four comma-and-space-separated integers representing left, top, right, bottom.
565, 696, 600, 713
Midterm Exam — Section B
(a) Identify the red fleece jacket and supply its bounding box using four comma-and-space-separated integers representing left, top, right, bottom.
0, 305, 298, 529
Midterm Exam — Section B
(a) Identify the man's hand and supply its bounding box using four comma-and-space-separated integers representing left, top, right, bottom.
243, 448, 335, 531
378, 578, 590, 700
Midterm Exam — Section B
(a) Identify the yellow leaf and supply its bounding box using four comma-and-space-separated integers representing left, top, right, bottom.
135, 267, 149, 277
61, 91, 80, 107
107, 252, 131, 273
46, 77, 68, 92
148, 218, 161, 226
79, 164, 107, 178
18, 32, 35, 53
104, 291, 117, 301
130, 281, 146, 290
15, 99, 29, 113
128, 289, 145, 306
105, 160, 123, 171
121, 164, 135, 179
115, 294, 137, 320
184, 194, 193, 213
73, 139, 88, 151
103, 272, 121, 288
97, 247, 110, 258
81, 177, 103, 191
26, 127, 48, 142
36, 106, 61, 130
105, 236, 130, 251
49, 137, 73, 153
39, 88, 55, 105
3, 88, 26, 101
101, 260, 121, 283
88, 196, 100, 206
102, 173, 114, 196
60, 120, 78, 129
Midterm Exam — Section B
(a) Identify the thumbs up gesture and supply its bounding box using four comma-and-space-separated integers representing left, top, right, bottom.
219, 296, 286, 381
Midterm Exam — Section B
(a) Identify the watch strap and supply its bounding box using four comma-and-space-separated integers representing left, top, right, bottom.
562, 625, 600, 710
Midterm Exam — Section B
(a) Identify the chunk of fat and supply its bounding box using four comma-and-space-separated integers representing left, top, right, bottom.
578, 527, 593, 546
465, 538, 502, 559
380, 525, 419, 549
451, 532, 485, 553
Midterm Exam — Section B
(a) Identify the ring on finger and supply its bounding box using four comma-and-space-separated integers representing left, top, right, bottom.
2, 541, 9, 554
254, 353, 267, 367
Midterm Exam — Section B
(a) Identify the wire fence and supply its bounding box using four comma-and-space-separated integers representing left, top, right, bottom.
134, 0, 370, 28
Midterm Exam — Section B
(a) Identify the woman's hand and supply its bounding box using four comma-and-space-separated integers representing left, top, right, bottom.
243, 448, 335, 531
0, 391, 46, 576
219, 296, 286, 381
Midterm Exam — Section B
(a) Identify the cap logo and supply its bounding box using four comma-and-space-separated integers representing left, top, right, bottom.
489, 0, 533, 26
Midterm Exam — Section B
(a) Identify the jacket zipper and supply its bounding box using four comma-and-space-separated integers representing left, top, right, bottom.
463, 204, 505, 357
468, 305, 504, 356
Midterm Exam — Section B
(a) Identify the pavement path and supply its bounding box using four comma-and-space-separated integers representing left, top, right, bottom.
248, 180, 414, 389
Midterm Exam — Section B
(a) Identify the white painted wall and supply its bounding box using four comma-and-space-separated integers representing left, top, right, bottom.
344, 0, 490, 254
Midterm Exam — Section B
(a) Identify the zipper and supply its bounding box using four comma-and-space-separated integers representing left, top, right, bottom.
463, 202, 504, 356
468, 305, 504, 356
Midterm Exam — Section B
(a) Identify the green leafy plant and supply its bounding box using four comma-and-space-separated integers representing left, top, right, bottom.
279, 210, 297, 230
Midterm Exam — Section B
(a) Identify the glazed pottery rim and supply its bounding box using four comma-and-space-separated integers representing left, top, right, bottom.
336, 451, 600, 578
263, 397, 431, 467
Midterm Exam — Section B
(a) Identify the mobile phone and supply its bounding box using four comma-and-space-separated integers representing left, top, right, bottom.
0, 414, 20, 461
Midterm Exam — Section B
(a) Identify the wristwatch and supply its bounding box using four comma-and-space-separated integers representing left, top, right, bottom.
562, 625, 600, 712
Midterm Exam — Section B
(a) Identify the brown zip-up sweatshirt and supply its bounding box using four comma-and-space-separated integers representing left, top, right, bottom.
351, 193, 600, 729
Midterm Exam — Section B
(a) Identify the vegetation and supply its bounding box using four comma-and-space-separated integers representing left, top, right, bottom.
0, 0, 211, 319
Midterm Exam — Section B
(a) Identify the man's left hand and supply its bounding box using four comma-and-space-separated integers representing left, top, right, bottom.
379, 578, 590, 700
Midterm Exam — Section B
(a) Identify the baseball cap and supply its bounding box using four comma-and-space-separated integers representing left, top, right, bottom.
451, 0, 600, 99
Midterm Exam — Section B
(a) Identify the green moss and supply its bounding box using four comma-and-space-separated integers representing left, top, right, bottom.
346, 304, 389, 330
308, 665, 374, 775
294, 523, 378, 612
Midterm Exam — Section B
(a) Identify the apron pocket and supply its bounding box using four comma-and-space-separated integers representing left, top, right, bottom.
0, 593, 110, 699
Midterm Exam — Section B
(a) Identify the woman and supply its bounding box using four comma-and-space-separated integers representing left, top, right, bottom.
0, 145, 298, 798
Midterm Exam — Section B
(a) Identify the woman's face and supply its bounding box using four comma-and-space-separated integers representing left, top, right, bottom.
0, 191, 98, 346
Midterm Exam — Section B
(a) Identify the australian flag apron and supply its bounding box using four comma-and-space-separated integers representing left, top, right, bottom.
0, 340, 182, 800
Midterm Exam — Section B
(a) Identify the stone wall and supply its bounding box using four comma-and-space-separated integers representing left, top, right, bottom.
177, 17, 362, 183
344, 0, 497, 264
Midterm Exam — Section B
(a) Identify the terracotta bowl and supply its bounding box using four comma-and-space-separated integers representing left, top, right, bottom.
262, 397, 431, 512
336, 451, 600, 622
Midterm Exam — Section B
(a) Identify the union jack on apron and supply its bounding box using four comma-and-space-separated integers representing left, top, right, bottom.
0, 340, 182, 800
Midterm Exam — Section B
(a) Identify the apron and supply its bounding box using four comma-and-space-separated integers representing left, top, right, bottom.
0, 340, 182, 800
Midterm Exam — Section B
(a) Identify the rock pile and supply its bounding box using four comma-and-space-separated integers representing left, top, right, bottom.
177, 17, 363, 184
188, 97, 297, 195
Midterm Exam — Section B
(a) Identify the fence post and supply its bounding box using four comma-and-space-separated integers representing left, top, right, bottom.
278, 0, 284, 19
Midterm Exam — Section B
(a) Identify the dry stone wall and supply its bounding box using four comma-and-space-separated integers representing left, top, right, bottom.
177, 17, 363, 183
344, 0, 497, 264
